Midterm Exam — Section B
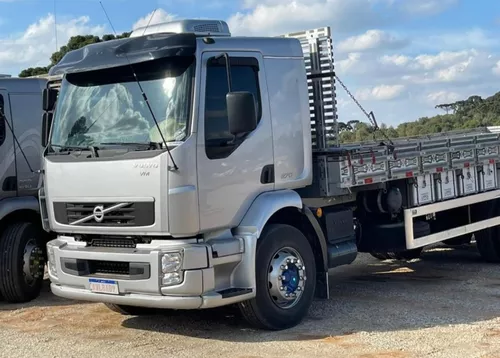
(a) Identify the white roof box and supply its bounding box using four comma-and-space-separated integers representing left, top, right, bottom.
130, 19, 231, 38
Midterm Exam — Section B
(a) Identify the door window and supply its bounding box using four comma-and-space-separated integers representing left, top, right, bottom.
204, 57, 261, 160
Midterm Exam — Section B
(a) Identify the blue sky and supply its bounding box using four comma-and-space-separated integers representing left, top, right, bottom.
0, 0, 499, 126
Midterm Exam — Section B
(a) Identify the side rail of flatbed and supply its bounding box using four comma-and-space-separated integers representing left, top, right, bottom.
316, 131, 500, 197
404, 188, 500, 249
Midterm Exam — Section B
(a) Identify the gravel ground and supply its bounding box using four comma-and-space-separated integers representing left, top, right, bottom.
1, 244, 500, 358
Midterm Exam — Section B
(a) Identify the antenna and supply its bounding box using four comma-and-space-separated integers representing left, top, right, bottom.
1, 111, 38, 173
54, 0, 58, 51
98, 1, 178, 170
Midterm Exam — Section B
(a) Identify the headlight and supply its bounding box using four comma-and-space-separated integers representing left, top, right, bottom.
160, 251, 183, 286
161, 252, 182, 273
46, 244, 57, 278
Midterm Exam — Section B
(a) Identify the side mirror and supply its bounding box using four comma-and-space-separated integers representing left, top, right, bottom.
226, 91, 257, 135
43, 88, 58, 112
42, 112, 53, 147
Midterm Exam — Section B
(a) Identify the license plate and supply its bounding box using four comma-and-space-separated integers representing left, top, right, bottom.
89, 278, 119, 295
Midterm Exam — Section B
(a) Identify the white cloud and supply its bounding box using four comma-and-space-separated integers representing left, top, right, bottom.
0, 13, 106, 75
357, 84, 406, 100
426, 91, 461, 104
399, 0, 458, 16
412, 50, 475, 71
132, 8, 176, 30
227, 0, 392, 36
412, 28, 499, 52
336, 29, 409, 53
493, 61, 500, 76
379, 54, 411, 66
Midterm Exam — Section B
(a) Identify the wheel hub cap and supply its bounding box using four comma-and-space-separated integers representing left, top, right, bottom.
268, 247, 307, 309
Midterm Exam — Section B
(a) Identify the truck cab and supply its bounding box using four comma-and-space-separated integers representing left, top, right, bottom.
0, 76, 51, 303
41, 19, 340, 330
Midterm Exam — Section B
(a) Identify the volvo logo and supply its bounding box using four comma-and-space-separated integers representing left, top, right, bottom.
93, 205, 105, 223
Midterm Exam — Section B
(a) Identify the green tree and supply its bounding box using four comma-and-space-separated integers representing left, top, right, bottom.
19, 32, 131, 77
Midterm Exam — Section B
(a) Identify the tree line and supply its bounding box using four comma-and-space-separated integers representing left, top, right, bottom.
337, 91, 500, 143
19, 33, 500, 142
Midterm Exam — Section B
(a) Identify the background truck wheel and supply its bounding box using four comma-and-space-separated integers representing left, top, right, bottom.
370, 248, 424, 261
475, 227, 500, 263
238, 224, 316, 330
443, 236, 472, 246
0, 221, 47, 303
368, 220, 430, 261
104, 303, 157, 315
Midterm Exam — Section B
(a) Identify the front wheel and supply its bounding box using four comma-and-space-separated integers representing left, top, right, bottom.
238, 224, 316, 330
0, 221, 47, 303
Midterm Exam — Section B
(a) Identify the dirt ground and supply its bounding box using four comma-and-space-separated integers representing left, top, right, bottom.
1, 244, 499, 358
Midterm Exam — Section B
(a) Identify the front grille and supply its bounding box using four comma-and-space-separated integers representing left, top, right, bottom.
61, 258, 151, 280
53, 201, 155, 227
89, 260, 130, 275
89, 238, 137, 248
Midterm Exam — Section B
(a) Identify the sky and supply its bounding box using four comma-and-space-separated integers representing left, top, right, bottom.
0, 0, 498, 126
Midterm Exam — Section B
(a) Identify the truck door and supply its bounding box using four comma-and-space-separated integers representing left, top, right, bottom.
196, 51, 274, 231
0, 89, 17, 197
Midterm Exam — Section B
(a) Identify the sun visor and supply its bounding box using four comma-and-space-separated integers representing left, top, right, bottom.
48, 32, 197, 76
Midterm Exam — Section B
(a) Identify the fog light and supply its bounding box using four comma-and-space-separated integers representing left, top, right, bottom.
161, 252, 182, 273
46, 245, 57, 278
162, 272, 183, 286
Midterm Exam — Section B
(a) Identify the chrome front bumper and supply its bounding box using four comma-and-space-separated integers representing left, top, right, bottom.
47, 235, 255, 309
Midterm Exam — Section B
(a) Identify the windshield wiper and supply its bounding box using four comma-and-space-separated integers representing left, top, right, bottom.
50, 144, 99, 157
100, 141, 163, 150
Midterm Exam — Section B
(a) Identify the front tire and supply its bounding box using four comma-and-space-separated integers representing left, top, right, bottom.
0, 221, 47, 303
238, 224, 316, 330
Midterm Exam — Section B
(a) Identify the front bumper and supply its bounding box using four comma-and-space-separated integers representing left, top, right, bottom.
47, 236, 254, 309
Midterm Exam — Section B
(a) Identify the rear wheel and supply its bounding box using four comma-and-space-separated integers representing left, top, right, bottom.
0, 221, 47, 303
443, 236, 472, 246
475, 227, 500, 263
370, 248, 424, 261
238, 224, 316, 330
473, 201, 500, 263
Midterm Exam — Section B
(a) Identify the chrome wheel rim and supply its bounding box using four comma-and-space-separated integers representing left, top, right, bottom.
23, 239, 45, 286
267, 246, 307, 309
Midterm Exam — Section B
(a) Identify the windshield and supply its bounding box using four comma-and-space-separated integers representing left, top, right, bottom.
50, 56, 195, 149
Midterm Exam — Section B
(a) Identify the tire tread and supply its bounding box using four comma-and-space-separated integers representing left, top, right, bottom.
0, 222, 45, 303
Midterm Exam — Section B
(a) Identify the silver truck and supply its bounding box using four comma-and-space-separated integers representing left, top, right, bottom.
0, 76, 52, 303
41, 19, 500, 330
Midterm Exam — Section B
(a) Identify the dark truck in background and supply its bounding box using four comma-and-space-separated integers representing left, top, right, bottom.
0, 75, 58, 303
